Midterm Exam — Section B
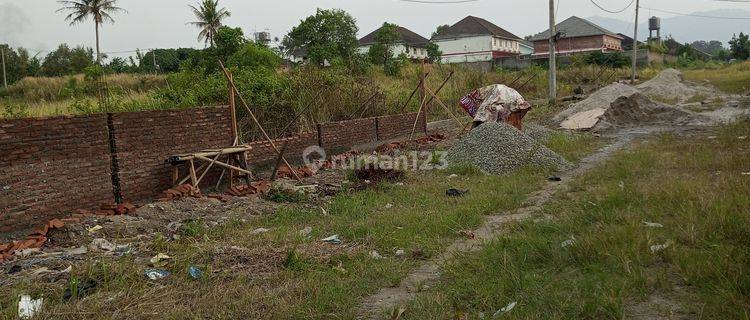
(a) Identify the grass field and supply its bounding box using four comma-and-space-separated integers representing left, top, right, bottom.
403, 121, 750, 319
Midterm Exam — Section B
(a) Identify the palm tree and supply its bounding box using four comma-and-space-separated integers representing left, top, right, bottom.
189, 0, 231, 47
57, 0, 125, 64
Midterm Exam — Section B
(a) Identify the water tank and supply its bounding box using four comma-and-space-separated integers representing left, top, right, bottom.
649, 16, 661, 31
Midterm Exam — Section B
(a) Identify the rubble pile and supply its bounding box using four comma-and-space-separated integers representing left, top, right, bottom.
447, 122, 571, 175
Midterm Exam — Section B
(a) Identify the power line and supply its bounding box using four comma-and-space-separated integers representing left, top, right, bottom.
641, 6, 750, 19
589, 0, 636, 13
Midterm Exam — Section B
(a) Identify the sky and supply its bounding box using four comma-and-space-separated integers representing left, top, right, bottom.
1, 0, 749, 59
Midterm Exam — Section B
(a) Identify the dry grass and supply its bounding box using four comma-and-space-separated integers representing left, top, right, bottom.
1, 73, 167, 102
684, 61, 750, 94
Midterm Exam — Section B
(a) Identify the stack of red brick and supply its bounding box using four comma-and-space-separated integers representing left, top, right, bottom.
156, 184, 203, 202
0, 202, 137, 262
227, 181, 272, 197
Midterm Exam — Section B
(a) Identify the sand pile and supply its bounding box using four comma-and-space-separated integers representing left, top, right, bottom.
447, 122, 571, 175
593, 93, 710, 131
636, 68, 712, 103
553, 83, 639, 123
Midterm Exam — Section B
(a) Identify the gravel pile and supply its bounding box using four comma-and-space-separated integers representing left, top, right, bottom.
636, 68, 712, 103
447, 122, 572, 175
553, 83, 639, 123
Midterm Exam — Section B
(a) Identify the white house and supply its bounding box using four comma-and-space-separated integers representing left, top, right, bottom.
358, 25, 430, 60
432, 16, 531, 64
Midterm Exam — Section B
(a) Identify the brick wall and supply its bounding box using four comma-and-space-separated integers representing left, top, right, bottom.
246, 131, 318, 164
0, 115, 113, 240
376, 112, 426, 140
0, 107, 428, 238
319, 117, 378, 149
534, 35, 607, 53
112, 107, 232, 202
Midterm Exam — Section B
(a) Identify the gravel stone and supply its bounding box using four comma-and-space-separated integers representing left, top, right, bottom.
447, 122, 572, 175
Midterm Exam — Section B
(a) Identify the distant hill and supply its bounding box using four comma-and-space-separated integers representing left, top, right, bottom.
588, 9, 750, 45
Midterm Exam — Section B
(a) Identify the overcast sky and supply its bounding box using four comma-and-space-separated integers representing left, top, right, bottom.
1, 0, 749, 59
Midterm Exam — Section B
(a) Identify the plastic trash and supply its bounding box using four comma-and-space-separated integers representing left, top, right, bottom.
150, 253, 172, 267
87, 225, 103, 233
650, 241, 673, 253
618, 181, 625, 190
448, 174, 459, 179
395, 249, 405, 257
250, 228, 270, 235
369, 250, 384, 260
299, 226, 312, 237
742, 172, 750, 176
446, 188, 468, 197
493, 301, 517, 317
18, 295, 43, 319
188, 265, 203, 279
321, 234, 342, 245
89, 238, 130, 253
561, 237, 576, 248
643, 221, 664, 228
548, 176, 562, 182
144, 269, 170, 280
385, 203, 394, 209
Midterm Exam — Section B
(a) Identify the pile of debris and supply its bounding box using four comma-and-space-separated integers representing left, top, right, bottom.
375, 133, 447, 154
156, 184, 203, 202
227, 181, 271, 197
0, 202, 137, 262
447, 122, 571, 175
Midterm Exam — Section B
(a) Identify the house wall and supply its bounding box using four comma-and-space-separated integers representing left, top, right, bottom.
358, 44, 428, 60
533, 35, 623, 56
436, 35, 524, 63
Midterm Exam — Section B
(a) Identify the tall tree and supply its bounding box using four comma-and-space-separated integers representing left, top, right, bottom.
729, 33, 750, 61
368, 23, 401, 65
189, 0, 231, 47
283, 9, 359, 65
57, 0, 125, 64
431, 24, 450, 38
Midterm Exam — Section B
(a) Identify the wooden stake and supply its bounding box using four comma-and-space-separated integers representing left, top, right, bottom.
409, 92, 429, 140
399, 72, 430, 113
228, 72, 238, 145
425, 86, 465, 128
218, 61, 302, 180
189, 159, 198, 187
423, 71, 454, 108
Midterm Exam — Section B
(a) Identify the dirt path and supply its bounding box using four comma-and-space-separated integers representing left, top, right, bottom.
356, 134, 636, 319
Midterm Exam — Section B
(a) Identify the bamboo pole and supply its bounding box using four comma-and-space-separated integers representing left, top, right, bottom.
425, 86, 465, 127
218, 61, 301, 180
409, 91, 429, 140
194, 155, 254, 175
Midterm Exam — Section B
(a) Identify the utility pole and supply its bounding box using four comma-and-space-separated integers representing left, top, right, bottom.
548, 0, 557, 105
631, 0, 640, 83
1, 46, 7, 89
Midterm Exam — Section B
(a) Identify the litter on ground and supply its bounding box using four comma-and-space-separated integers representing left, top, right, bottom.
18, 295, 43, 319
